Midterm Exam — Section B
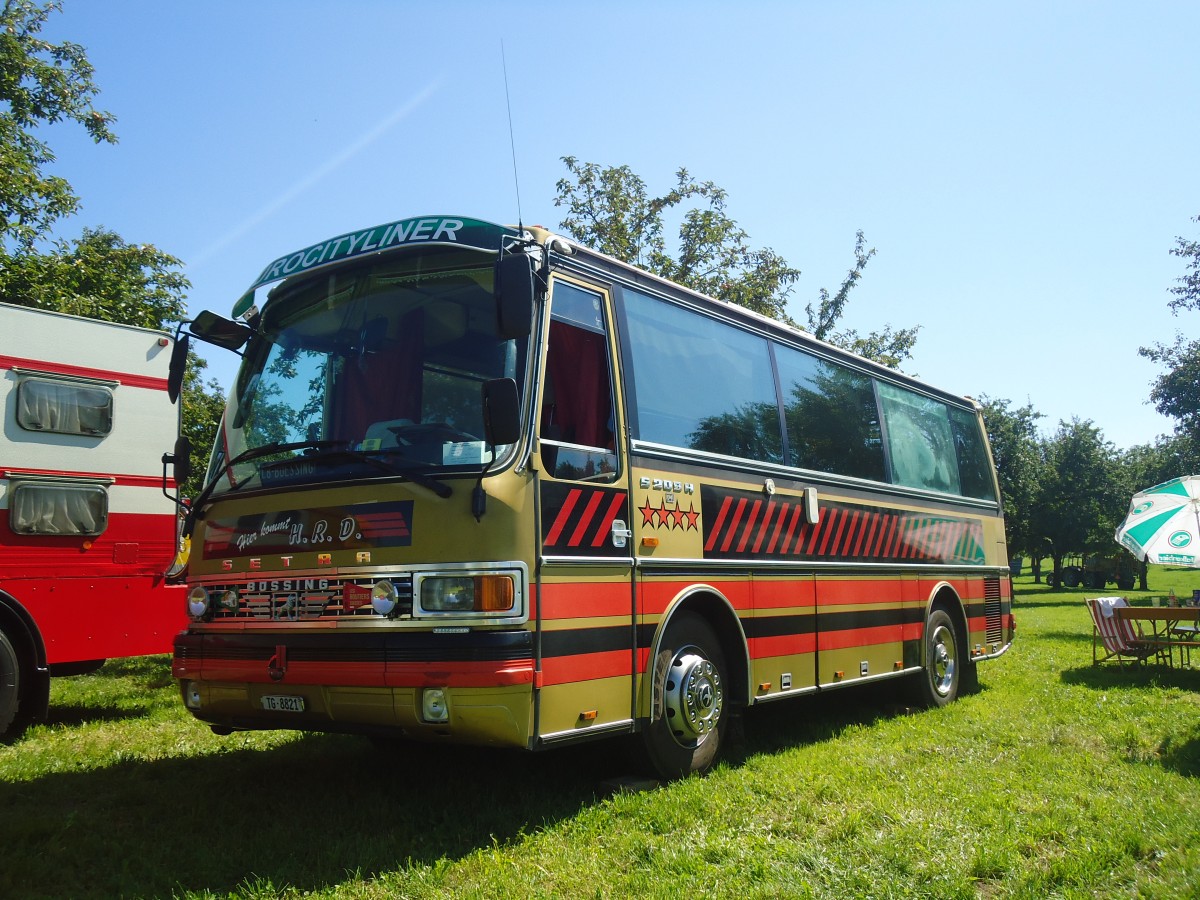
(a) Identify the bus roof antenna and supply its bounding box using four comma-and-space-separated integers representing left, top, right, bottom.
501, 40, 523, 237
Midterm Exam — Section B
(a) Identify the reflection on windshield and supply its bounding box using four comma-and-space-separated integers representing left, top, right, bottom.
206, 252, 527, 494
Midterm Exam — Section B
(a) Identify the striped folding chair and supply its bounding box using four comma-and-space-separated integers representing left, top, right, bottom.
1086, 597, 1164, 667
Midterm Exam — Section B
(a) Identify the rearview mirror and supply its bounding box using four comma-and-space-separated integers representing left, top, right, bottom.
167, 333, 189, 404
170, 435, 192, 488
191, 310, 254, 351
494, 253, 536, 339
481, 378, 521, 446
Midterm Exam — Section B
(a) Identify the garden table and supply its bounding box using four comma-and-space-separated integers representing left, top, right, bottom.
1117, 606, 1200, 667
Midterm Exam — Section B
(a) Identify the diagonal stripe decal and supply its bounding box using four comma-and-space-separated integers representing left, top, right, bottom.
699, 485, 986, 565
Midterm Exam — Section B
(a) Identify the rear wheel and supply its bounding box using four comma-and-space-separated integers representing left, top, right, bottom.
641, 612, 728, 779
0, 628, 22, 740
913, 608, 961, 708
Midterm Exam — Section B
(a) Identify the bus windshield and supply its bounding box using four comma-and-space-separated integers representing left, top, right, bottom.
205, 248, 529, 495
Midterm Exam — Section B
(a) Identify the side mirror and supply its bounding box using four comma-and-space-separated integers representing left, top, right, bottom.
481, 378, 521, 446
162, 435, 193, 513
191, 310, 254, 351
167, 333, 189, 404
164, 434, 192, 489
494, 253, 536, 339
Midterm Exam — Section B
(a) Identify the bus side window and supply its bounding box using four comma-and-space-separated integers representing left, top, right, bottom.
540, 282, 618, 482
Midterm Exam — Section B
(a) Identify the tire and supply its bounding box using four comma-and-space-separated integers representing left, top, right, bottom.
641, 612, 728, 779
913, 608, 962, 708
0, 628, 22, 740
1063, 568, 1082, 588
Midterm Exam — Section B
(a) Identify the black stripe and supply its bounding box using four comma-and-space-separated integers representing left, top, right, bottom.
541, 624, 634, 658
184, 630, 533, 664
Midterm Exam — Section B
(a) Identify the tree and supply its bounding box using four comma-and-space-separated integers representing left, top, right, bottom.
0, 1, 222, 494
554, 158, 918, 368
978, 396, 1046, 573
0, 227, 188, 325
1140, 214, 1200, 451
1031, 418, 1123, 585
0, 228, 223, 493
0, 0, 116, 252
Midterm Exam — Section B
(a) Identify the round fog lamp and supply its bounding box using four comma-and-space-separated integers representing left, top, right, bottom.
371, 580, 399, 616
187, 586, 210, 618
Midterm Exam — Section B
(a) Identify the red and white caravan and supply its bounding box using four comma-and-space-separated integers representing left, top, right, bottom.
0, 302, 186, 739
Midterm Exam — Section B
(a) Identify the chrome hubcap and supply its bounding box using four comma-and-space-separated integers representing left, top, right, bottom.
930, 623, 957, 696
664, 649, 723, 744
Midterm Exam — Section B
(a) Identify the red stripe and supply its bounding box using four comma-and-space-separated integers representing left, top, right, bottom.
545, 488, 582, 546
591, 492, 627, 548
2, 466, 169, 488
720, 498, 748, 553
736, 499, 763, 553
751, 500, 775, 554
817, 508, 840, 556
766, 501, 789, 554
0, 353, 169, 392
705, 496, 734, 551
852, 511, 874, 557
835, 510, 859, 556
568, 490, 605, 547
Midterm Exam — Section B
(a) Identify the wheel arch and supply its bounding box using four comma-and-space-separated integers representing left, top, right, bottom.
924, 580, 969, 656
643, 584, 750, 716
0, 587, 51, 733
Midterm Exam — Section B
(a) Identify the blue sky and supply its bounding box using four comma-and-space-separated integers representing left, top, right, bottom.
37, 0, 1200, 449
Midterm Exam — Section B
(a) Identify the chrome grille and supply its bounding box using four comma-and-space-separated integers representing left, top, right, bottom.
984, 576, 1003, 643
203, 574, 414, 621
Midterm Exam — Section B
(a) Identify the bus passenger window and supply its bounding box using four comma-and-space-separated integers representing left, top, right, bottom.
540, 283, 618, 482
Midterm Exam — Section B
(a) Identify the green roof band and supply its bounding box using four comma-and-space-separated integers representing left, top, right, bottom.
232, 216, 518, 318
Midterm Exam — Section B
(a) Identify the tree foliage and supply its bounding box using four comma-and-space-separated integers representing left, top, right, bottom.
0, 227, 187, 325
1032, 418, 1124, 580
1140, 214, 1200, 454
553, 157, 918, 368
0, 1, 221, 494
979, 396, 1045, 559
0, 0, 116, 252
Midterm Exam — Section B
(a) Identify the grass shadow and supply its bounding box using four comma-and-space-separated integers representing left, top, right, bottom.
40, 703, 150, 728
1060, 662, 1200, 693
0, 732, 634, 899
0, 677, 951, 898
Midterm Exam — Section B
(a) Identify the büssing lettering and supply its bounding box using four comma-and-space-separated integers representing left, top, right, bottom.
247, 579, 331, 593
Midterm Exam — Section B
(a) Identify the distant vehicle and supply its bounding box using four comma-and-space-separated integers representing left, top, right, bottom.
0, 303, 187, 740
1047, 551, 1137, 591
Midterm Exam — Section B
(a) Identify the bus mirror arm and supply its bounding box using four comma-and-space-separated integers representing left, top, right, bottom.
161, 435, 192, 515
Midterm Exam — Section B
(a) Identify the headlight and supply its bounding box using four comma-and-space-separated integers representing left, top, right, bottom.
421, 575, 514, 613
187, 586, 210, 618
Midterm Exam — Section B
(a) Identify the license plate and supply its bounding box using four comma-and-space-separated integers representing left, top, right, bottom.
261, 694, 305, 713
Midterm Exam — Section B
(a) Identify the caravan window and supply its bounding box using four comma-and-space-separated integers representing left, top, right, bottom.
8, 481, 110, 536
16, 376, 114, 437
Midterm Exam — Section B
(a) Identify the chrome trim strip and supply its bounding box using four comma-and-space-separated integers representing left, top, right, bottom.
538, 718, 634, 745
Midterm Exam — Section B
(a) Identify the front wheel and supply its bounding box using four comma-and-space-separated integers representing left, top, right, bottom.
913, 608, 962, 708
641, 612, 728, 780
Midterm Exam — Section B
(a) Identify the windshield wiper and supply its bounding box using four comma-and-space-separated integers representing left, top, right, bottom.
186, 439, 351, 530
268, 446, 453, 499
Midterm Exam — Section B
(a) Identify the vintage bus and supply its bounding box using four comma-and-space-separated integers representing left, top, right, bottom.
171, 215, 1013, 778
1, 302, 187, 740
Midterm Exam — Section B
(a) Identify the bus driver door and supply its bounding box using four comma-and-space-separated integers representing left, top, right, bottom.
533, 277, 634, 743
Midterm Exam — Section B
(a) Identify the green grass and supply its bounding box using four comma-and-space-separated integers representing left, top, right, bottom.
3, 567, 1200, 898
